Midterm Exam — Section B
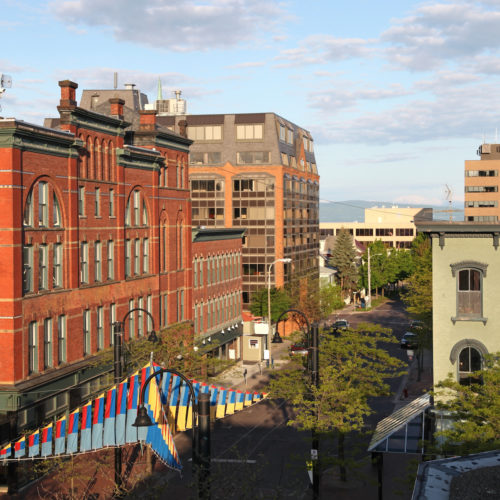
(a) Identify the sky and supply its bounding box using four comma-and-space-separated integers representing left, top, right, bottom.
2, 0, 500, 208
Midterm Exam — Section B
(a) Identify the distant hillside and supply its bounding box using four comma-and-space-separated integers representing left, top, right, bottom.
319, 200, 464, 223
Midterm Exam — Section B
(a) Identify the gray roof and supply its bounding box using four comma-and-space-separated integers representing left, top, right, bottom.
368, 393, 431, 453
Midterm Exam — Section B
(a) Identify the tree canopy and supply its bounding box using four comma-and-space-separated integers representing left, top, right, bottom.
250, 286, 292, 323
269, 322, 406, 480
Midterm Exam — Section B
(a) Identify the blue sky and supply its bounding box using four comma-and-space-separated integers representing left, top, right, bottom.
2, 0, 500, 207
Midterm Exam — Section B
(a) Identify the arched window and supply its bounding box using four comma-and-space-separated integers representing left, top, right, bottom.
95, 137, 101, 180
458, 347, 482, 385
88, 137, 94, 178
103, 139, 109, 181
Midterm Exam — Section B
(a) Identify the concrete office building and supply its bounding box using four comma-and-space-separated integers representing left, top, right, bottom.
464, 143, 500, 222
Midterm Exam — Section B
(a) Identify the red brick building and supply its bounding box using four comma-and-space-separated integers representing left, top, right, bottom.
192, 227, 245, 360
0, 81, 192, 447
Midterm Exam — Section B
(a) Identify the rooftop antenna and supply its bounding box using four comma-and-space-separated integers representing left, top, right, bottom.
114, 72, 118, 89
0, 74, 12, 112
434, 184, 461, 222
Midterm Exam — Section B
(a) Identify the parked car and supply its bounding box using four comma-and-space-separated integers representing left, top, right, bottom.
409, 320, 425, 330
290, 343, 308, 355
400, 332, 418, 349
332, 319, 350, 331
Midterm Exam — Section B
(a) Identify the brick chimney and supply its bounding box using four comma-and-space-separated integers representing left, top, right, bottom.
178, 119, 187, 138
109, 98, 125, 119
139, 110, 157, 131
58, 80, 78, 108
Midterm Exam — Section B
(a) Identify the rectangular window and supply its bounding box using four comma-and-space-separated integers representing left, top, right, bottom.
187, 125, 222, 141
109, 303, 116, 346
138, 297, 144, 337
194, 258, 198, 288
236, 124, 263, 140
134, 238, 140, 275
94, 241, 102, 282
279, 124, 286, 142
457, 268, 482, 317
38, 182, 48, 227
194, 303, 198, 334
180, 290, 184, 321
97, 306, 104, 350
129, 299, 135, 339
143, 238, 149, 274
78, 186, 85, 216
147, 294, 152, 332
95, 187, 100, 216
81, 242, 88, 284
236, 151, 270, 164
23, 245, 33, 293
58, 315, 66, 364
83, 309, 90, 356
53, 194, 61, 227
375, 228, 393, 237
133, 190, 140, 226
199, 303, 204, 334
107, 240, 114, 280
125, 239, 131, 277
53, 243, 62, 288
38, 244, 48, 290
200, 258, 204, 287
44, 318, 52, 369
28, 321, 38, 374
109, 189, 115, 217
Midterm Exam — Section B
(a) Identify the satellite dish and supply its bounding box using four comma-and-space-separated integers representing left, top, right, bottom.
0, 74, 12, 89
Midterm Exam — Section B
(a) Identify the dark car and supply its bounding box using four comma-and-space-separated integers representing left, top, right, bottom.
400, 332, 418, 349
332, 319, 350, 330
290, 343, 308, 355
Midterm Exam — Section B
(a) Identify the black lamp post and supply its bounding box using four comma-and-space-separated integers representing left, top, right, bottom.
132, 367, 211, 499
112, 307, 157, 491
275, 309, 320, 499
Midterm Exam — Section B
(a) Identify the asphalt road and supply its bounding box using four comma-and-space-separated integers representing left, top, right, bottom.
132, 299, 413, 499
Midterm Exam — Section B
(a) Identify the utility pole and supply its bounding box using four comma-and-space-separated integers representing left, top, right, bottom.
311, 323, 320, 499
198, 392, 211, 499
113, 321, 124, 493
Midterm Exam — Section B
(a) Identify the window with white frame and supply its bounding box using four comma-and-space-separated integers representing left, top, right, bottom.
125, 239, 131, 277
138, 297, 144, 337
80, 242, 88, 284
109, 303, 116, 346
83, 309, 90, 356
147, 295, 152, 332
78, 186, 85, 216
94, 241, 102, 282
95, 187, 100, 217
134, 238, 140, 275
53, 193, 61, 227
44, 318, 53, 369
58, 315, 66, 363
129, 299, 135, 339
143, 238, 149, 274
28, 321, 38, 374
53, 243, 63, 288
187, 125, 222, 141
109, 189, 115, 217
97, 306, 104, 350
38, 244, 48, 290
38, 182, 48, 227
23, 245, 33, 293
458, 346, 482, 385
107, 240, 114, 280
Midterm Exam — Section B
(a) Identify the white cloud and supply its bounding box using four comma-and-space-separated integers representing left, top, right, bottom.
382, 2, 500, 71
393, 194, 445, 206
50, 0, 286, 51
275, 34, 373, 66
309, 83, 411, 112
227, 62, 266, 69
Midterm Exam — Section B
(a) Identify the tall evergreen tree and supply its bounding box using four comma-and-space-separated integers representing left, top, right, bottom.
329, 229, 358, 299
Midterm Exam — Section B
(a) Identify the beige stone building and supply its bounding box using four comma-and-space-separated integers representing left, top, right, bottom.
464, 143, 500, 222
417, 221, 500, 389
320, 206, 432, 250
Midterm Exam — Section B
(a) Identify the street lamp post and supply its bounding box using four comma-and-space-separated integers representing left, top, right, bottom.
112, 307, 157, 492
275, 308, 320, 498
366, 247, 382, 308
133, 368, 211, 499
267, 258, 292, 362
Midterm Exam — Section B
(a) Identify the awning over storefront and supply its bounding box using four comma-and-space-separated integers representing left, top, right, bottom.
368, 393, 431, 454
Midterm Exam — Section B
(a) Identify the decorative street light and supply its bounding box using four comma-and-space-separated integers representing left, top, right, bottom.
275, 308, 320, 499
132, 367, 211, 499
267, 258, 292, 362
112, 307, 157, 491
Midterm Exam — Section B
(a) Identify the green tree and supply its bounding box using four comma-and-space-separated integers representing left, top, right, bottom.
329, 229, 359, 299
434, 353, 500, 455
250, 286, 292, 323
391, 247, 415, 282
319, 283, 344, 318
286, 276, 322, 323
402, 234, 432, 324
269, 323, 406, 482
